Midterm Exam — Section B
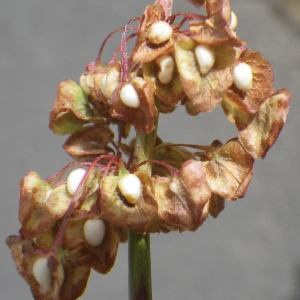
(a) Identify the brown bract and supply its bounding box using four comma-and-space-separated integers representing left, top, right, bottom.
99, 170, 158, 235
203, 138, 254, 200
207, 193, 225, 218
19, 172, 71, 239
153, 160, 211, 232
6, 232, 90, 300
143, 53, 185, 110
49, 80, 104, 135
88, 63, 121, 105
190, 0, 243, 47
187, 0, 205, 7
223, 89, 291, 158
153, 142, 195, 176
63, 124, 114, 158
63, 218, 119, 274
225, 49, 274, 114
175, 34, 234, 113
205, 0, 231, 22
110, 77, 158, 134
6, 235, 61, 300
132, 3, 175, 64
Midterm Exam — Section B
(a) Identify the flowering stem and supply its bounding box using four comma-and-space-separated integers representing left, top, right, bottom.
128, 231, 152, 300
128, 120, 158, 300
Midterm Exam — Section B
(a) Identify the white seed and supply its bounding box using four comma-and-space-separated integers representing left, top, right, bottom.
83, 219, 106, 247
120, 83, 140, 108
155, 55, 175, 84
194, 45, 216, 76
32, 257, 52, 290
169, 180, 180, 194
233, 62, 253, 92
100, 73, 107, 97
66, 168, 86, 196
229, 11, 238, 31
79, 73, 93, 95
148, 21, 173, 44
118, 174, 141, 205
106, 67, 121, 97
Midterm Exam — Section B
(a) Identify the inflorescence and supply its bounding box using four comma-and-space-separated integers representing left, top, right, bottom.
7, 0, 291, 299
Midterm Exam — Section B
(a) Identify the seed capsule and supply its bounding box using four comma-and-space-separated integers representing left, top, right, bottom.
194, 45, 216, 76
233, 62, 253, 92
155, 55, 175, 84
120, 83, 140, 108
148, 21, 173, 44
83, 219, 106, 247
32, 257, 52, 290
118, 174, 141, 205
66, 168, 86, 195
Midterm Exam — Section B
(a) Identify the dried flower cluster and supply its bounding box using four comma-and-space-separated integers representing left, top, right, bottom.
7, 0, 291, 299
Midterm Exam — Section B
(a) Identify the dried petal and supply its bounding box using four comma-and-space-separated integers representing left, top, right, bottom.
205, 0, 232, 23
154, 160, 211, 231
204, 138, 254, 200
153, 142, 195, 176
99, 171, 157, 235
207, 193, 225, 218
5, 235, 71, 300
19, 173, 71, 239
224, 49, 274, 114
186, 0, 205, 7
143, 54, 185, 107
132, 3, 174, 63
63, 218, 119, 274
175, 34, 234, 113
63, 124, 114, 158
190, 0, 243, 48
110, 77, 158, 134
49, 80, 104, 135
234, 89, 291, 158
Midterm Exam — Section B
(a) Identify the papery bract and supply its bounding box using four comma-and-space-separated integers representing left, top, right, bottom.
63, 124, 114, 158
19, 172, 71, 239
49, 80, 104, 135
99, 171, 158, 235
203, 138, 254, 200
153, 160, 211, 232
175, 34, 234, 113
223, 89, 291, 158
224, 49, 274, 114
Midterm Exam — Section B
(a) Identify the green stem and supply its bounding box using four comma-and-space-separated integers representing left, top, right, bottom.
128, 121, 158, 300
128, 230, 152, 300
